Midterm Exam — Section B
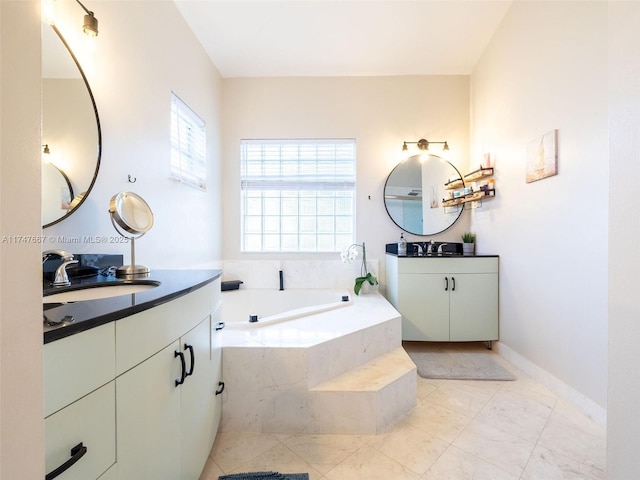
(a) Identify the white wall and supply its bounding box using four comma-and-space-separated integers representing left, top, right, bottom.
44, 1, 223, 270
0, 2, 45, 478
221, 75, 471, 286
607, 2, 640, 476
470, 2, 608, 415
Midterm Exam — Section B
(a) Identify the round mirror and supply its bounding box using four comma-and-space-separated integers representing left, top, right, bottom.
42, 24, 101, 228
384, 154, 464, 235
109, 192, 154, 278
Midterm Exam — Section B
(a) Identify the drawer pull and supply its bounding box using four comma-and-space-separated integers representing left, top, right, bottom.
45, 442, 87, 480
215, 321, 226, 331
175, 350, 186, 386
185, 344, 195, 377
215, 381, 225, 395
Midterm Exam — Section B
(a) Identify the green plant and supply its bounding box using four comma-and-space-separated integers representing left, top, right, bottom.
340, 242, 378, 295
461, 232, 476, 243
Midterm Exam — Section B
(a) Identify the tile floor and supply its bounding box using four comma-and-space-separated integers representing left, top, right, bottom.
200, 349, 606, 480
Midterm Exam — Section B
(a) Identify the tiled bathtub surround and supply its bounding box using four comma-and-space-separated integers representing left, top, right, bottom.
222, 259, 379, 291
221, 291, 416, 435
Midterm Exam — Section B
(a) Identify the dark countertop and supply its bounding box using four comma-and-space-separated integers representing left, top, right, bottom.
386, 253, 499, 258
43, 269, 222, 344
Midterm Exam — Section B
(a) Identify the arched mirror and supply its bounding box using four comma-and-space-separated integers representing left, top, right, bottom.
384, 154, 464, 235
41, 24, 101, 228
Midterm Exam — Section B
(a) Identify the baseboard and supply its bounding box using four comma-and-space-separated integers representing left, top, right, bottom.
494, 341, 607, 428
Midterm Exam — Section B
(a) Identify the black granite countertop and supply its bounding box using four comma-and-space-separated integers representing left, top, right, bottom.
385, 253, 499, 258
43, 269, 222, 344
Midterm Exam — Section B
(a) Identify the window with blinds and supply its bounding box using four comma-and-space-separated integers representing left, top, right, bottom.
170, 92, 206, 190
240, 139, 356, 252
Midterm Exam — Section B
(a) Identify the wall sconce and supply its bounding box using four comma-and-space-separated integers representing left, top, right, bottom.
42, 144, 51, 155
76, 0, 98, 37
402, 138, 450, 153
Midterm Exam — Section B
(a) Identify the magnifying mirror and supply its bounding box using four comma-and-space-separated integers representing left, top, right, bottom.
109, 191, 154, 277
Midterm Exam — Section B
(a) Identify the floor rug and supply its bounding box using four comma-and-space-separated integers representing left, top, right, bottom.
404, 341, 516, 381
218, 472, 309, 480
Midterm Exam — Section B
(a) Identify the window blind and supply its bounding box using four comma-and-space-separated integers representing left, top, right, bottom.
170, 92, 206, 190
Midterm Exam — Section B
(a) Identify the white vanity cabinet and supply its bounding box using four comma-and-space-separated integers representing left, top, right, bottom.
386, 255, 499, 342
115, 279, 222, 480
43, 273, 223, 480
44, 323, 116, 480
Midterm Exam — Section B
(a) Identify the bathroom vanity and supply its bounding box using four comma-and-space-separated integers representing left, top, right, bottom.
386, 254, 499, 343
43, 270, 222, 480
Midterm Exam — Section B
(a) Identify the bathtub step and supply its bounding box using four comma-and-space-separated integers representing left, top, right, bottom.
306, 347, 417, 434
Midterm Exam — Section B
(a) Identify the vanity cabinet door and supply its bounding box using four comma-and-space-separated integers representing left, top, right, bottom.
449, 273, 499, 341
116, 340, 182, 480
210, 304, 224, 442
180, 317, 213, 480
398, 273, 449, 341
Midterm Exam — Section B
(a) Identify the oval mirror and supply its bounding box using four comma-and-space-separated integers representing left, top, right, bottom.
384, 154, 464, 235
42, 24, 101, 228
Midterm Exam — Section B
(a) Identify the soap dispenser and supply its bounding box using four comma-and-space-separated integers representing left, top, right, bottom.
398, 233, 407, 256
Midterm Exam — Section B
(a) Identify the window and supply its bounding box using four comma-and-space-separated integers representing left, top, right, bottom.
240, 139, 356, 252
170, 92, 206, 190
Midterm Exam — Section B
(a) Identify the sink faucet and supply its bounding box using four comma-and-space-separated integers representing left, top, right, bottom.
437, 243, 448, 255
42, 249, 74, 264
42, 250, 77, 287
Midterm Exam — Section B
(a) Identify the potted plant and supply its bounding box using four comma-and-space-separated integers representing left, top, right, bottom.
340, 242, 378, 295
461, 232, 476, 255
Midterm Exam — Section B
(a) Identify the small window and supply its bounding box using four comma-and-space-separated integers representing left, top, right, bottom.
240, 139, 356, 252
170, 92, 206, 190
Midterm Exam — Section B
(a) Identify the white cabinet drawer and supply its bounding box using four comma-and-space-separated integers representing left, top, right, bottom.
44, 323, 115, 417
45, 382, 116, 480
116, 280, 218, 375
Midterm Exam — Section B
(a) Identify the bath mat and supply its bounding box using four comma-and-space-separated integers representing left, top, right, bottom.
218, 472, 308, 480
404, 341, 516, 381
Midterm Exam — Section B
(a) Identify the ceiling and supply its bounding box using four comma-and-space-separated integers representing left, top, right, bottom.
174, 1, 513, 78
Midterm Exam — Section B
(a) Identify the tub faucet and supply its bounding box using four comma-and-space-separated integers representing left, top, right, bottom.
279, 270, 284, 291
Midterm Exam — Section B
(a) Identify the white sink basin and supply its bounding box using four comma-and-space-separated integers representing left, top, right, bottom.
43, 281, 160, 303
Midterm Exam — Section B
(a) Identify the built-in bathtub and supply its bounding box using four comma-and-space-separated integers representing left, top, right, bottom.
222, 288, 351, 329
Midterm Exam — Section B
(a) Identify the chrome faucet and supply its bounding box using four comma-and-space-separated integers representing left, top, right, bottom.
42, 249, 74, 264
42, 250, 77, 287
437, 243, 448, 255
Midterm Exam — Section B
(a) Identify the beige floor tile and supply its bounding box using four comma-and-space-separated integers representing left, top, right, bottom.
421, 445, 519, 480
522, 445, 606, 480
425, 382, 494, 418
283, 433, 369, 474
404, 397, 472, 443
368, 421, 449, 474
199, 457, 224, 480
210, 431, 282, 473
452, 419, 537, 476
323, 444, 421, 480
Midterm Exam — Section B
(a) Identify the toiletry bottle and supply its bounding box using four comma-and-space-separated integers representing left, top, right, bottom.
398, 233, 407, 256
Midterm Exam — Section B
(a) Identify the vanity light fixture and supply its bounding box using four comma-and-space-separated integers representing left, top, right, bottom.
402, 139, 450, 153
76, 0, 98, 37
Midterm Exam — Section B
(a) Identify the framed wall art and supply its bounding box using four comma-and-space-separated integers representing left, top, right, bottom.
526, 129, 558, 183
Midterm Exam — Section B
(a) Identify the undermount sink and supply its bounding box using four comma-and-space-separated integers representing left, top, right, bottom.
43, 280, 161, 303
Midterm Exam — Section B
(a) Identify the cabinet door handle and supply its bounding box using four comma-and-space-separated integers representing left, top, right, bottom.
444, 277, 449, 291
184, 344, 195, 377
215, 321, 226, 331
175, 350, 186, 386
451, 277, 456, 291
45, 442, 87, 480
215, 381, 225, 395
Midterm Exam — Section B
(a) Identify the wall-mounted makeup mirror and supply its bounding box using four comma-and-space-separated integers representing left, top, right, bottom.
42, 24, 101, 228
384, 154, 464, 235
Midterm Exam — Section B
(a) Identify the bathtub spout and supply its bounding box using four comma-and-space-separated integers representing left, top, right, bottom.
279, 270, 284, 291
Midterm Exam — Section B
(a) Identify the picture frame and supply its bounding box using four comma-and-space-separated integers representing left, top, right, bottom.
526, 129, 558, 183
